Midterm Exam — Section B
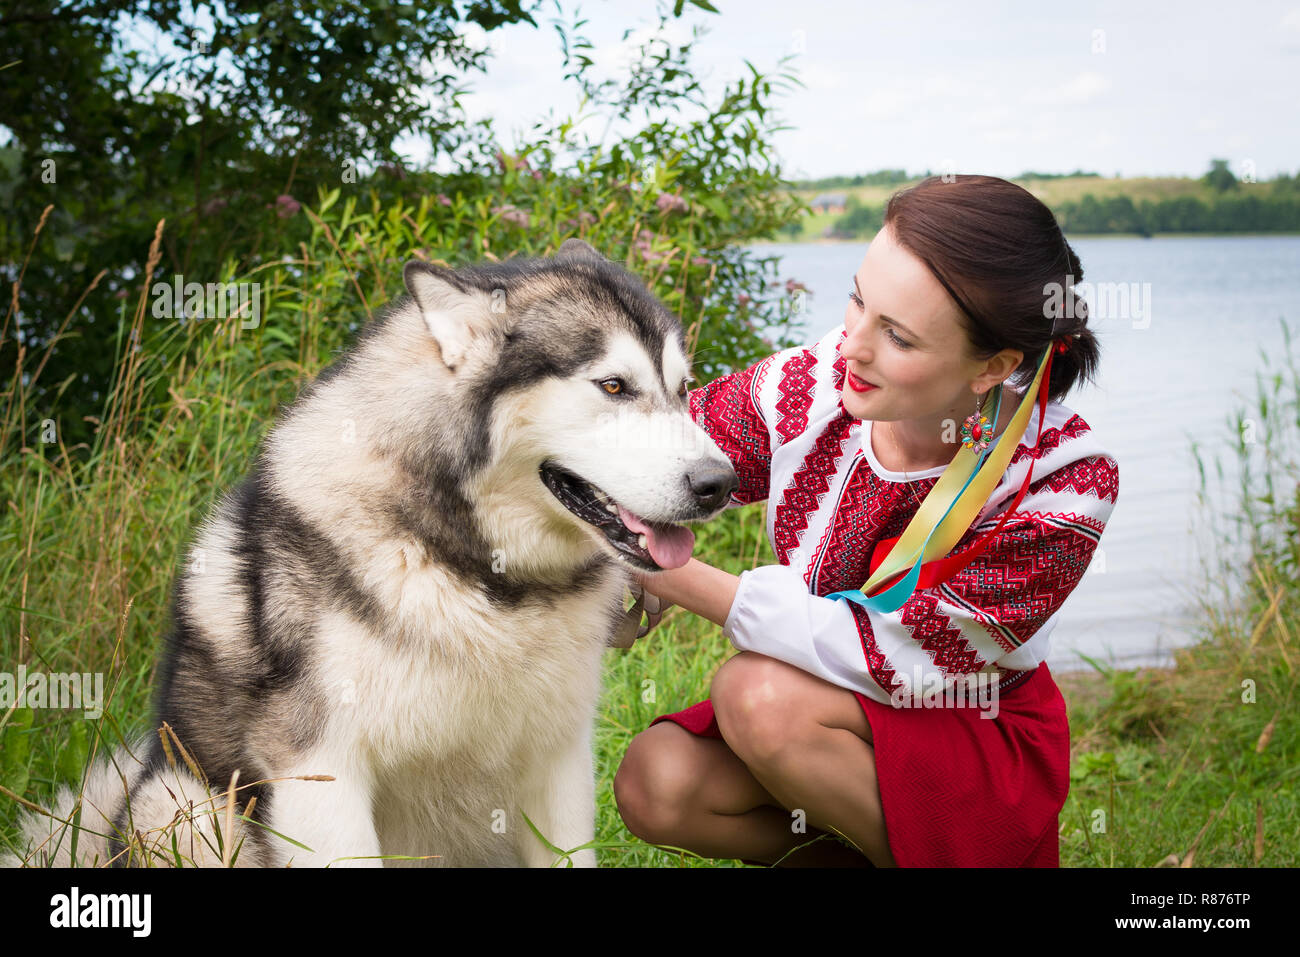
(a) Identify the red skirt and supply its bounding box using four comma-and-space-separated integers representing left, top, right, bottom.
648, 662, 1070, 867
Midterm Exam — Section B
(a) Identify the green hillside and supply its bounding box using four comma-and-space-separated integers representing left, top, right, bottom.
782, 167, 1300, 240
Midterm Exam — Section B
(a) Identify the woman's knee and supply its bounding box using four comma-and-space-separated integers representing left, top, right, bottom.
712, 652, 873, 754
613, 723, 705, 843
710, 653, 802, 766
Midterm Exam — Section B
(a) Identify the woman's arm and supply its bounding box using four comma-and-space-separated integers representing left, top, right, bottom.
633, 559, 740, 630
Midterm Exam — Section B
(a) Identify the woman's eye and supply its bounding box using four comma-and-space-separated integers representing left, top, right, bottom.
849, 291, 910, 349
601, 378, 624, 395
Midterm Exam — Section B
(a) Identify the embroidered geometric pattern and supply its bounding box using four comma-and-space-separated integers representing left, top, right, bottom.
934, 514, 1103, 650
835, 454, 1114, 658
1005, 416, 1105, 477
846, 600, 1036, 698
831, 328, 847, 388
773, 350, 817, 446
689, 362, 773, 506
1029, 451, 1118, 502
810, 462, 940, 596
773, 410, 856, 566
848, 601, 899, 695
820, 435, 1117, 679
751, 353, 773, 428
978, 454, 1118, 532
979, 510, 1106, 544
902, 591, 988, 673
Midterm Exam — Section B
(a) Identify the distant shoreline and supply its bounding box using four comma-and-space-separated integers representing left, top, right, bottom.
750, 231, 1300, 246
780, 173, 1300, 242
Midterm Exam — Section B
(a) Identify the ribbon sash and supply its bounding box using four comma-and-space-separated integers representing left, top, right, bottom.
827, 343, 1059, 614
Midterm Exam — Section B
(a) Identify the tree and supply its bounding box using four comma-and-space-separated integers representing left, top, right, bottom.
0, 0, 541, 445
1203, 158, 1238, 193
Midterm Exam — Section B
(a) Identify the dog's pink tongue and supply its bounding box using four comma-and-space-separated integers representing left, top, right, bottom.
617, 505, 695, 569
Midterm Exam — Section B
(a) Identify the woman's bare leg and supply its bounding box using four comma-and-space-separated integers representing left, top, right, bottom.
614, 650, 896, 866
711, 651, 897, 867
614, 721, 872, 866
611, 722, 868, 863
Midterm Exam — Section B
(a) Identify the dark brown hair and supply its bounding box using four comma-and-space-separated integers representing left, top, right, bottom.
882, 174, 1099, 404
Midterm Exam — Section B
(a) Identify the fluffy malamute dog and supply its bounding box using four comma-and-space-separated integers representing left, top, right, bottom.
6, 238, 737, 867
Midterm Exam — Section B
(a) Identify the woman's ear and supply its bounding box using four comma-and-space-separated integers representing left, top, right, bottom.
986, 349, 1024, 386
970, 348, 1024, 397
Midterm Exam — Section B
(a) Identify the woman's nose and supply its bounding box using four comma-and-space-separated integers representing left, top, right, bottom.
841, 333, 871, 364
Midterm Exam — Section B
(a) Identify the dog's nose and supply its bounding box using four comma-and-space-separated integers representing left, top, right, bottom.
685, 464, 739, 511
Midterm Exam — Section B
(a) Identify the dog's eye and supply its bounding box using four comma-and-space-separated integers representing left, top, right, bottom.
600, 378, 625, 395
679, 377, 693, 398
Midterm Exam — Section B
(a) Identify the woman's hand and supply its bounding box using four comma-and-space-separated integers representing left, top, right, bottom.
633, 558, 741, 631
628, 568, 655, 589
607, 577, 674, 648
607, 559, 741, 649
629, 570, 671, 628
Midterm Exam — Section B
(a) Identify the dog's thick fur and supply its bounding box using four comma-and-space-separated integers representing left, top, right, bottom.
5, 239, 737, 867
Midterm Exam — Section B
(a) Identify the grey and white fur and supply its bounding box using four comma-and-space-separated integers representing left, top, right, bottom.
4, 238, 737, 867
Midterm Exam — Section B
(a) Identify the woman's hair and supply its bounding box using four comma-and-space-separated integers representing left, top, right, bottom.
882, 174, 1100, 404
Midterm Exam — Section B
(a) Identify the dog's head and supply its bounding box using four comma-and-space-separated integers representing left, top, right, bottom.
401, 239, 738, 573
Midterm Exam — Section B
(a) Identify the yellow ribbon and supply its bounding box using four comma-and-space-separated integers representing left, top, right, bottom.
852, 344, 1054, 600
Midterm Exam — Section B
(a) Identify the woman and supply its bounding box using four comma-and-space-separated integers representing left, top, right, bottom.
612, 174, 1120, 867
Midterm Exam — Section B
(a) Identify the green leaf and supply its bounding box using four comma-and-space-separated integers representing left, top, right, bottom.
0, 707, 35, 798
233, 813, 315, 852
57, 719, 90, 785
318, 187, 341, 216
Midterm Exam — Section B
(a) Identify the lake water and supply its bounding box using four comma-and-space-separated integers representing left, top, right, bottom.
746, 236, 1300, 674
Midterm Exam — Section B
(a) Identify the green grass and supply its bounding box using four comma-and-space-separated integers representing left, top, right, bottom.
1054, 622, 1297, 866
3, 196, 1298, 868
1051, 325, 1300, 867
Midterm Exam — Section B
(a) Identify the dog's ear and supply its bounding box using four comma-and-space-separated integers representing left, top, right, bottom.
403, 261, 492, 372
554, 238, 603, 264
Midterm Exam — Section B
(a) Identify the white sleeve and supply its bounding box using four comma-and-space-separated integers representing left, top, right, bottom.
722, 563, 895, 705
721, 452, 1120, 707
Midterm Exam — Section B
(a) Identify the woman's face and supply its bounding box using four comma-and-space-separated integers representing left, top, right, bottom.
839, 222, 1004, 425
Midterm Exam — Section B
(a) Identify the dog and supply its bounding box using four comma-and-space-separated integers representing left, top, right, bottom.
4, 238, 738, 867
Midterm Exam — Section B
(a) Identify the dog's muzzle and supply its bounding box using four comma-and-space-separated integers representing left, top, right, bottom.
539, 461, 734, 570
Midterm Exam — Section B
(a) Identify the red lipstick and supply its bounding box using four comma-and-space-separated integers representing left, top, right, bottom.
847, 370, 878, 393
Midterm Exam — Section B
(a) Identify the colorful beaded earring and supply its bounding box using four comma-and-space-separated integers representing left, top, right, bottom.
960, 389, 994, 453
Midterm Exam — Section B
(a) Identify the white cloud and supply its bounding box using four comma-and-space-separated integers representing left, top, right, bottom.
964, 105, 1014, 128
919, 73, 969, 98
1023, 71, 1111, 105
586, 18, 698, 77
858, 86, 913, 121
981, 127, 1025, 144
396, 2, 1300, 181
799, 62, 842, 91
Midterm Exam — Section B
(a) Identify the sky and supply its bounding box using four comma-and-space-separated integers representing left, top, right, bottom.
410, 0, 1300, 181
